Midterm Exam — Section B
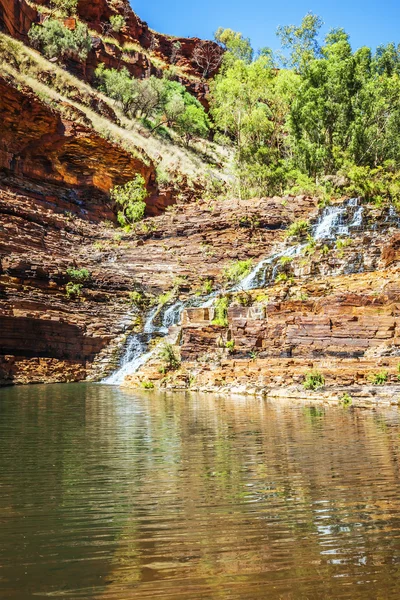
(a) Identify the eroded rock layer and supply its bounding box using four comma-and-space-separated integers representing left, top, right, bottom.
125, 204, 400, 401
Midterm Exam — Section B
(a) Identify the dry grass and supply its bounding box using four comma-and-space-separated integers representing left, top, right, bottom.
0, 32, 232, 183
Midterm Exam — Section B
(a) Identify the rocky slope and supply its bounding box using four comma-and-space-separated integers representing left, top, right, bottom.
125, 201, 400, 405
0, 1, 227, 386
0, 152, 317, 385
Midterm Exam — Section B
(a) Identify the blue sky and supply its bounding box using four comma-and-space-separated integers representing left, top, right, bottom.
131, 1, 400, 53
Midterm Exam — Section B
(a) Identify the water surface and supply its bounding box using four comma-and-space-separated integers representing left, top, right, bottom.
1, 384, 400, 599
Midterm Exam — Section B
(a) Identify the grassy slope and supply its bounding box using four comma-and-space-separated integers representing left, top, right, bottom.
0, 32, 232, 187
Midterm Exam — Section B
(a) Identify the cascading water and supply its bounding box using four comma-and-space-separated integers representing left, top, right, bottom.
103, 197, 369, 385
102, 296, 211, 385
236, 198, 364, 292
102, 306, 159, 385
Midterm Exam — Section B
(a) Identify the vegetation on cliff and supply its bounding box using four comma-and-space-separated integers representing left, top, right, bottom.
210, 15, 400, 202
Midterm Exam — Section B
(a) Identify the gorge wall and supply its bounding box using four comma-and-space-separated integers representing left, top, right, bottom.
125, 202, 400, 404
2, 0, 400, 402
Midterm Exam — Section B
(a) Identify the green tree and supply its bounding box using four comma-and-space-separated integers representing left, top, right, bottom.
210, 54, 298, 196
110, 175, 148, 227
215, 27, 254, 65
277, 12, 323, 72
176, 104, 210, 144
95, 67, 210, 140
29, 20, 92, 61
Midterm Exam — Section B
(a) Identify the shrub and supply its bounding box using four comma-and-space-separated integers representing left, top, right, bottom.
29, 20, 92, 61
110, 175, 148, 227
141, 380, 155, 390
157, 291, 173, 307
285, 220, 310, 239
275, 273, 290, 283
223, 259, 252, 284
109, 15, 126, 33
49, 0, 78, 17
335, 238, 352, 250
212, 296, 229, 327
345, 163, 400, 207
66, 282, 82, 299
279, 256, 293, 266
128, 291, 148, 310
225, 340, 235, 353
339, 392, 353, 407
368, 371, 389, 385
66, 267, 90, 283
175, 104, 211, 145
158, 343, 180, 371
201, 279, 213, 295
303, 234, 317, 255
303, 370, 325, 391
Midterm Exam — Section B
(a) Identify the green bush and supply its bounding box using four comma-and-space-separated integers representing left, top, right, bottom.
110, 15, 126, 33
223, 259, 252, 284
158, 343, 180, 371
368, 371, 389, 385
29, 20, 92, 61
339, 392, 353, 407
225, 340, 235, 353
303, 235, 317, 255
110, 175, 148, 227
65, 282, 82, 299
157, 291, 173, 307
275, 273, 294, 283
345, 163, 400, 206
200, 279, 214, 295
212, 296, 229, 327
279, 256, 293, 266
66, 267, 90, 283
303, 370, 325, 391
128, 291, 148, 310
141, 380, 155, 390
285, 220, 310, 239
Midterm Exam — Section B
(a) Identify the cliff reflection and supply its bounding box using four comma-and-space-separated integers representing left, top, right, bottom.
1, 385, 400, 599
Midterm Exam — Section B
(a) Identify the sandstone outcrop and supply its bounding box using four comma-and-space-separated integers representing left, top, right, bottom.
0, 0, 37, 39
0, 75, 155, 202
125, 204, 400, 400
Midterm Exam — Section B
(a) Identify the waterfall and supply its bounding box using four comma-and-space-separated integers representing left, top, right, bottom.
102, 307, 159, 386
103, 197, 367, 385
102, 298, 208, 386
236, 198, 363, 292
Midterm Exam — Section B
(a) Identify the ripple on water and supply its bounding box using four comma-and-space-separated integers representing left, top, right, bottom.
0, 384, 400, 599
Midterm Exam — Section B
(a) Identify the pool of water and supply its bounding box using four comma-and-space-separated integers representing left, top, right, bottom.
1, 383, 400, 599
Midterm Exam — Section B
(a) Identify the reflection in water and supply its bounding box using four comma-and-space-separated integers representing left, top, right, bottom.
0, 384, 400, 599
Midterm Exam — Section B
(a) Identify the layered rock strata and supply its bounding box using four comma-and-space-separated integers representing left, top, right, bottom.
125, 210, 400, 402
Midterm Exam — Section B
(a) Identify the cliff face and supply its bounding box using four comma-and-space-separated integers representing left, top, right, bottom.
0, 76, 154, 200
125, 202, 400, 403
0, 163, 318, 385
3, 2, 400, 399
0, 3, 228, 387
0, 0, 36, 39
